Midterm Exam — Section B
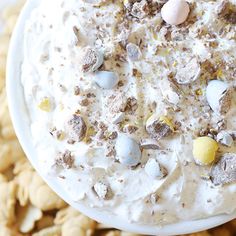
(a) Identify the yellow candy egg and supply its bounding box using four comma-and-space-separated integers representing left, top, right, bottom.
193, 136, 218, 165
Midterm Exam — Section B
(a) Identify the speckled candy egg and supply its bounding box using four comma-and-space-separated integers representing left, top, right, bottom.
94, 71, 119, 89
161, 0, 190, 25
115, 135, 141, 167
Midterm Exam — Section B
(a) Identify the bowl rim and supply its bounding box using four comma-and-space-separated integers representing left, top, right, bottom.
6, 0, 236, 235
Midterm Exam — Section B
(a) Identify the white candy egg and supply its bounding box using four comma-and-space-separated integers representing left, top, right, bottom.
206, 80, 230, 114
144, 158, 165, 179
161, 0, 190, 26
115, 135, 141, 167
94, 71, 119, 89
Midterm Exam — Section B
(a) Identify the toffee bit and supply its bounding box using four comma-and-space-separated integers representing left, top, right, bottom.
55, 150, 75, 169
67, 114, 87, 142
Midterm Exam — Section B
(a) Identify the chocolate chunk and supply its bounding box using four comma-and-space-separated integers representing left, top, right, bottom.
210, 153, 236, 185
67, 114, 87, 142
55, 150, 75, 169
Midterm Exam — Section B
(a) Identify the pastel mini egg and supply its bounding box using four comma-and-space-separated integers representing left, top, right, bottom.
193, 136, 218, 165
161, 0, 190, 26
115, 135, 141, 167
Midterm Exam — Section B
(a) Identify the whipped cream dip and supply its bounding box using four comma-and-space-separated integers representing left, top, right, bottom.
21, 0, 236, 225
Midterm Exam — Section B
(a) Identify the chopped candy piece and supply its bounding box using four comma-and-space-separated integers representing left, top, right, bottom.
67, 115, 87, 142
81, 47, 103, 73
206, 80, 232, 115
38, 98, 51, 112
146, 115, 174, 140
210, 153, 236, 185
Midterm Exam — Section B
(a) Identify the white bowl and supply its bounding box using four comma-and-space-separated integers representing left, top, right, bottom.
6, 0, 236, 235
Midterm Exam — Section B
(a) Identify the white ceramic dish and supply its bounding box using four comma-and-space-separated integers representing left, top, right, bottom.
6, 0, 236, 235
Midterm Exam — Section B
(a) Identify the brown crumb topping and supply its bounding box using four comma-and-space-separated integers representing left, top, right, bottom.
55, 150, 75, 169
67, 114, 87, 142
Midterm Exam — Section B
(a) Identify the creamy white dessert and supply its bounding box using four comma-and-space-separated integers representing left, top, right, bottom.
21, 0, 236, 225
